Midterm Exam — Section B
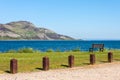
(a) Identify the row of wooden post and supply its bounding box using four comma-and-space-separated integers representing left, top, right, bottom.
10, 52, 113, 74
90, 52, 113, 65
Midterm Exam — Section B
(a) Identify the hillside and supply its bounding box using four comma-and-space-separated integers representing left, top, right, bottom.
0, 21, 74, 40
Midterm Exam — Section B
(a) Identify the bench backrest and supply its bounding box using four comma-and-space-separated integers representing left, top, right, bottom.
92, 44, 104, 49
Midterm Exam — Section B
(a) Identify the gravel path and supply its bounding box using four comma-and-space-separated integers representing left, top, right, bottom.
0, 62, 120, 80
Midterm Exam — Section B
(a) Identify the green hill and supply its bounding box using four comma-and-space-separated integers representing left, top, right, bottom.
0, 21, 74, 40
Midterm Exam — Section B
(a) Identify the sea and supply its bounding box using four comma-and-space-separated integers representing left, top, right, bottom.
0, 40, 120, 52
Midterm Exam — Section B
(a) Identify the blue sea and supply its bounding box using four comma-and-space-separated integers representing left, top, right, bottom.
0, 40, 120, 52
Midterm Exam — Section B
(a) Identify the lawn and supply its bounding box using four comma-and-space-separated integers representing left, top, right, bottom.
0, 50, 120, 73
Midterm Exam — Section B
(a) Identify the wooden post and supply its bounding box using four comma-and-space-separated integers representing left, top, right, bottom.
43, 56, 49, 70
90, 54, 95, 65
68, 55, 74, 68
108, 52, 113, 62
10, 59, 18, 74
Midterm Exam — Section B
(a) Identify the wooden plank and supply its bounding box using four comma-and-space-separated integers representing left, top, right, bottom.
92, 44, 104, 48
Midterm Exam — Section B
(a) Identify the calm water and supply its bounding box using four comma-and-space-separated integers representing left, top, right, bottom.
0, 40, 120, 52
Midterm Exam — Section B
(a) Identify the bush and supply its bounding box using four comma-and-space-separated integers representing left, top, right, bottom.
6, 49, 16, 53
18, 48, 35, 53
72, 48, 80, 52
55, 49, 61, 52
46, 49, 54, 52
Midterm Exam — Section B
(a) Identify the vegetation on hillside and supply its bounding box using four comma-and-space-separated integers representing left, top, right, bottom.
0, 21, 74, 40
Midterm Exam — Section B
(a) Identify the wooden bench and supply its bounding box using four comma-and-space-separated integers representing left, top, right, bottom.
89, 44, 104, 52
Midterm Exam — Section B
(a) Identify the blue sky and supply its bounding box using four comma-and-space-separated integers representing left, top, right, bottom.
0, 0, 120, 40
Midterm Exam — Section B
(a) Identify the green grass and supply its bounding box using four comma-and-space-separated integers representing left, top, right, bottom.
0, 50, 120, 73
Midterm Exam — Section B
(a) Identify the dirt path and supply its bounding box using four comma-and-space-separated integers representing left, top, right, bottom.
0, 62, 120, 80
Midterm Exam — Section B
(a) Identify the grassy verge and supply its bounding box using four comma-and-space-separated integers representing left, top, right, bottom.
0, 50, 120, 73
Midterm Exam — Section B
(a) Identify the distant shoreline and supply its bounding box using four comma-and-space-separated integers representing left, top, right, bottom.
0, 39, 120, 41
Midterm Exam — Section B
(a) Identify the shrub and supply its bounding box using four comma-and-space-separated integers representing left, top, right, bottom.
18, 48, 34, 53
55, 49, 61, 52
6, 49, 16, 53
46, 49, 54, 52
72, 48, 80, 52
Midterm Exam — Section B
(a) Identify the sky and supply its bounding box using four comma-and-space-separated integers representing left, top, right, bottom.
0, 0, 120, 40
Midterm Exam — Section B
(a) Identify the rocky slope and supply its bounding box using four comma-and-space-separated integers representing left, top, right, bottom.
0, 21, 74, 40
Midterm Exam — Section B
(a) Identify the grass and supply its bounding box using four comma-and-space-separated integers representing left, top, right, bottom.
0, 50, 120, 73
